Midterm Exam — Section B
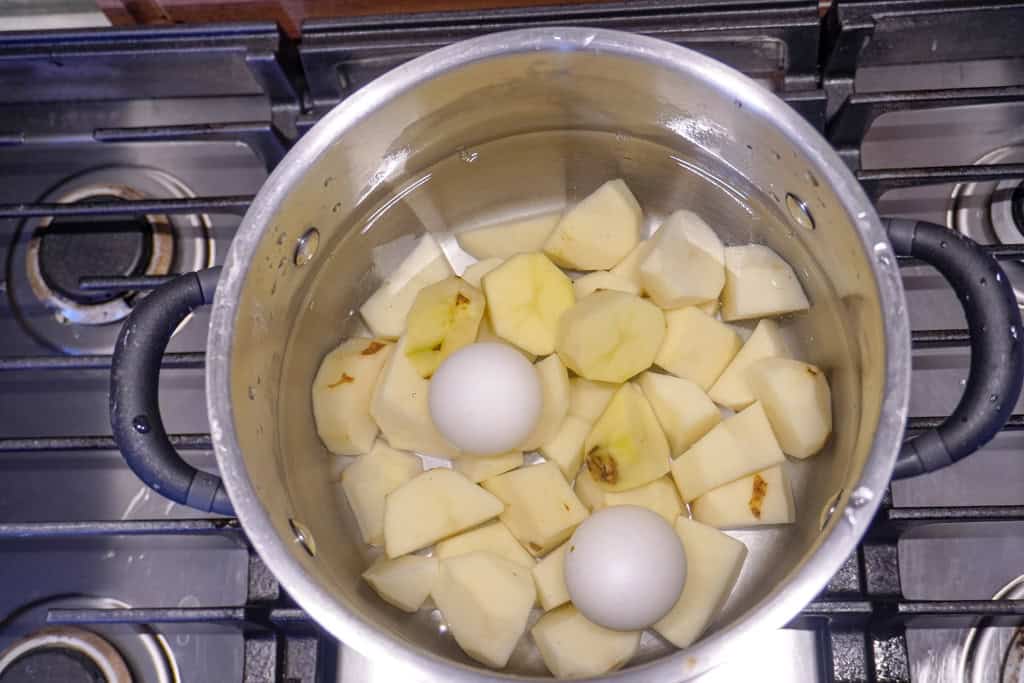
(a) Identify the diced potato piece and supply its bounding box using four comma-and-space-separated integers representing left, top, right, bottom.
721, 244, 810, 321
360, 234, 454, 339
568, 377, 617, 422
637, 371, 721, 456
655, 307, 741, 391
312, 337, 393, 455
691, 465, 795, 528
556, 291, 666, 383
483, 252, 575, 356
532, 605, 641, 679
540, 415, 591, 479
610, 240, 653, 292
435, 520, 534, 569
522, 354, 571, 450
572, 464, 605, 510
362, 555, 438, 612
582, 383, 671, 492
749, 358, 832, 458
404, 277, 485, 378
544, 179, 642, 270
461, 257, 503, 288
698, 299, 720, 316
572, 271, 640, 299
670, 402, 785, 502
370, 335, 460, 458
575, 474, 682, 523
532, 541, 570, 611
483, 462, 589, 556
456, 211, 561, 260
477, 316, 536, 362
432, 552, 536, 668
653, 518, 747, 648
340, 440, 422, 545
708, 319, 790, 410
384, 469, 503, 557
454, 451, 524, 483
639, 210, 725, 308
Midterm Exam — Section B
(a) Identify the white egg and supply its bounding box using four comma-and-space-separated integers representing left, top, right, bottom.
428, 342, 542, 455
564, 505, 686, 631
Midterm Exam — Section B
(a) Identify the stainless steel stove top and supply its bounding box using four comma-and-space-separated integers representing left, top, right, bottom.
2, 2, 1024, 682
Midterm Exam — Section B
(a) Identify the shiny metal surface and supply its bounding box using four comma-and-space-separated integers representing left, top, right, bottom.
207, 29, 910, 681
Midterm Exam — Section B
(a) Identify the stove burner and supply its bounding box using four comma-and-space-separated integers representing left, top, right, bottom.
958, 574, 1024, 683
38, 196, 155, 306
0, 627, 131, 683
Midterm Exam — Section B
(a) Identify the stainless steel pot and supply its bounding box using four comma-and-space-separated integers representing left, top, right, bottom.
109, 29, 1023, 681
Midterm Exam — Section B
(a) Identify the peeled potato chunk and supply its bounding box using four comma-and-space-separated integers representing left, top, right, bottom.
483, 462, 589, 556
362, 555, 438, 612
582, 383, 671, 492
575, 473, 682, 524
454, 451, 524, 483
670, 402, 785, 502
531, 540, 571, 611
477, 316, 536, 362
556, 291, 666, 383
610, 240, 653, 292
748, 357, 832, 458
522, 354, 571, 451
384, 469, 503, 558
461, 257, 503, 288
544, 179, 642, 270
708, 318, 790, 410
568, 377, 617, 422
404, 277, 485, 378
655, 307, 742, 391
540, 415, 591, 479
432, 551, 536, 669
340, 440, 422, 546
456, 211, 561, 260
483, 252, 575, 356
721, 244, 810, 321
532, 605, 641, 679
312, 337, 393, 455
691, 465, 796, 528
435, 520, 534, 569
360, 233, 454, 339
653, 518, 747, 648
572, 271, 640, 299
637, 371, 722, 456
639, 210, 725, 308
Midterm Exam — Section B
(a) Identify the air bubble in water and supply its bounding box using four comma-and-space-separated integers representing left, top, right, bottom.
459, 149, 479, 163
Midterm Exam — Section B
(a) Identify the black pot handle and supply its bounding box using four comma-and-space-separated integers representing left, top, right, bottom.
884, 219, 1023, 479
109, 267, 234, 515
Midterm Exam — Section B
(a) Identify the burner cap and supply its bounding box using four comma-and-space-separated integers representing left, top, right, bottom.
0, 646, 107, 682
0, 628, 131, 683
37, 196, 152, 305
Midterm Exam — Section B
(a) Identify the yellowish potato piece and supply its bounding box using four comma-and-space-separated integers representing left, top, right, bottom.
532, 605, 641, 679
360, 233, 453, 339
477, 316, 536, 362
670, 402, 785, 502
572, 271, 640, 299
582, 383, 671, 492
639, 210, 725, 308
568, 377, 617, 423
691, 465, 796, 528
435, 520, 534, 569
483, 252, 575, 356
531, 541, 571, 611
456, 211, 561, 260
362, 555, 438, 612
461, 257, 503, 288
340, 440, 422, 546
404, 277, 485, 378
748, 357, 832, 458
653, 518, 747, 648
432, 552, 536, 669
610, 240, 653, 292
637, 371, 721, 456
540, 415, 591, 479
556, 291, 665, 383
575, 474, 682, 524
312, 337, 393, 455
522, 354, 571, 451
384, 469, 503, 558
721, 244, 810, 321
544, 179, 642, 270
454, 451, 524, 483
655, 307, 741, 391
483, 462, 589, 556
708, 318, 790, 410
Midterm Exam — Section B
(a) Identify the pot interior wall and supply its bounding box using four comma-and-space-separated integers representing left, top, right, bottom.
224, 41, 887, 677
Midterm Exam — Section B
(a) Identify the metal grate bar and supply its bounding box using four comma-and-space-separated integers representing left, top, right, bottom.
78, 275, 178, 291
910, 329, 970, 348
0, 518, 239, 539
0, 353, 204, 371
0, 434, 212, 451
46, 606, 315, 632
907, 414, 1024, 432
0, 196, 253, 219
858, 164, 1024, 198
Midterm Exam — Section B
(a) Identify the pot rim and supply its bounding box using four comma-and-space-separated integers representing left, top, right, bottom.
207, 27, 911, 682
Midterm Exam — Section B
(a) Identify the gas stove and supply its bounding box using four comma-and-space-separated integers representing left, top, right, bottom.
1, 2, 1023, 682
